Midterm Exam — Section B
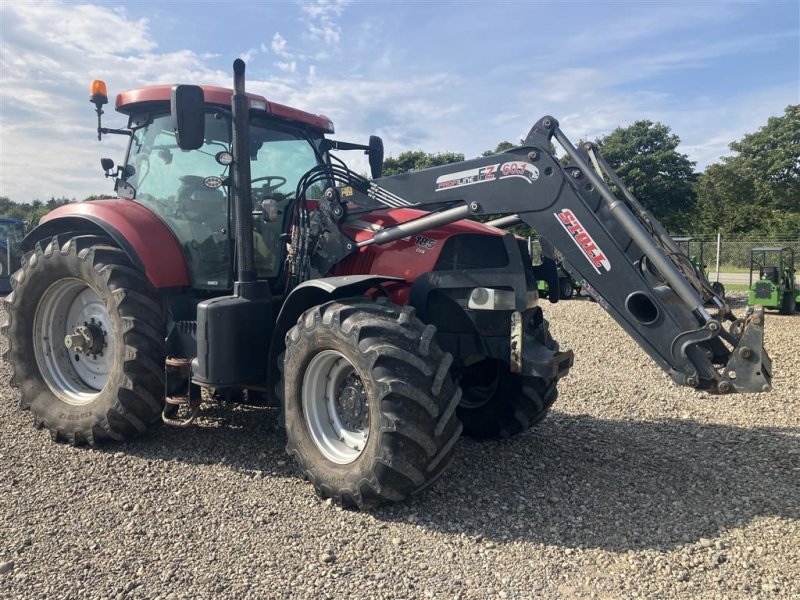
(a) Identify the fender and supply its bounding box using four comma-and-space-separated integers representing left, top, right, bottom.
265, 275, 404, 393
23, 200, 190, 289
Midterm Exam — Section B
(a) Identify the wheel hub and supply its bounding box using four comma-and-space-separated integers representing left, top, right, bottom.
336, 374, 368, 429
64, 320, 106, 357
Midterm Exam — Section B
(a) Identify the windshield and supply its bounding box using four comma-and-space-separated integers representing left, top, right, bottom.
125, 112, 324, 288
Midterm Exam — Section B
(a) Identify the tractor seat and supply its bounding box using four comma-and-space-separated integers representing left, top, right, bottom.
760, 266, 779, 283
176, 175, 226, 228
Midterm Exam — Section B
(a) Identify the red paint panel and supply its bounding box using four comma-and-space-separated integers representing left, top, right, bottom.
115, 85, 334, 133
42, 200, 190, 288
333, 208, 506, 282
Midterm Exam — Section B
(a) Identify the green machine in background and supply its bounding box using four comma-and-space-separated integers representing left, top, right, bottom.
537, 260, 582, 300
673, 237, 725, 298
0, 218, 25, 294
748, 247, 797, 315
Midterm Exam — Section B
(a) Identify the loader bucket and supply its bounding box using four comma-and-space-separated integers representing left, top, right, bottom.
719, 305, 771, 393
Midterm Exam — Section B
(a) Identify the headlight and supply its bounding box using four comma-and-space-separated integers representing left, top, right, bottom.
467, 287, 538, 310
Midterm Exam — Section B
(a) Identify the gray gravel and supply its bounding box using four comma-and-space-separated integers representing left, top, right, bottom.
1, 295, 798, 599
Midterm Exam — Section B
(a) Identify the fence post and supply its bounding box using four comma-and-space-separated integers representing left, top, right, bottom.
715, 232, 721, 282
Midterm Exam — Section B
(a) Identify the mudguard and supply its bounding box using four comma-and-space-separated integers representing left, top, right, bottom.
265, 275, 404, 392
23, 200, 190, 289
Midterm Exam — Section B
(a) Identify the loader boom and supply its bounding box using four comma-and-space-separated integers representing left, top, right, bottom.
311, 116, 770, 394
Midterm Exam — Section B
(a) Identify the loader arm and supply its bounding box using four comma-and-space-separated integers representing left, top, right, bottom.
314, 116, 770, 394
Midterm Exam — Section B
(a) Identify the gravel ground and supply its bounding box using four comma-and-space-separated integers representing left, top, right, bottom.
1, 295, 798, 599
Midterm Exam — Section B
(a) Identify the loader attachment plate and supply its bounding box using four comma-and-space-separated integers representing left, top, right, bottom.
719, 305, 772, 393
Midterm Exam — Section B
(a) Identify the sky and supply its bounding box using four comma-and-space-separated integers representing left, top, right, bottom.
0, 0, 798, 203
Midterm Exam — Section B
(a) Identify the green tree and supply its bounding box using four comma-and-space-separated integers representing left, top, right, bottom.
728, 105, 799, 212
697, 105, 800, 236
694, 164, 762, 234
382, 150, 465, 176
0, 196, 75, 228
695, 105, 800, 235
482, 141, 515, 156
596, 120, 697, 233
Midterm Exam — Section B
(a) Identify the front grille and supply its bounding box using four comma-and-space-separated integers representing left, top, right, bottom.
754, 282, 773, 299
434, 234, 509, 271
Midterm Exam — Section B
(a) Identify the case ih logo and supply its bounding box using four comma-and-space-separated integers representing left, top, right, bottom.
554, 209, 611, 273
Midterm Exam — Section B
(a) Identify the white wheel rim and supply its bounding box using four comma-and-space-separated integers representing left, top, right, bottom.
302, 350, 369, 464
33, 279, 115, 406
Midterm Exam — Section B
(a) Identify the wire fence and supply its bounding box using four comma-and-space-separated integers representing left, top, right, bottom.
529, 235, 800, 285
675, 235, 800, 273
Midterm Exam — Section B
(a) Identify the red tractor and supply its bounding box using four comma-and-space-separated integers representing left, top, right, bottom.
3, 61, 771, 507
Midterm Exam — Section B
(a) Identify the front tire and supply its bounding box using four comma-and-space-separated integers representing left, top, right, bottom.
281, 298, 463, 508
456, 319, 560, 439
3, 236, 166, 444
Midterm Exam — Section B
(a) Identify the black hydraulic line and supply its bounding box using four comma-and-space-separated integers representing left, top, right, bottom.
231, 58, 257, 285
552, 126, 710, 322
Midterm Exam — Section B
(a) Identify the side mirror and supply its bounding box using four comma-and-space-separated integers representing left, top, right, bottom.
171, 85, 205, 150
100, 158, 115, 174
368, 135, 384, 179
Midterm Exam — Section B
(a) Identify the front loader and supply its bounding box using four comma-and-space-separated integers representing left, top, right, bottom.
3, 60, 772, 507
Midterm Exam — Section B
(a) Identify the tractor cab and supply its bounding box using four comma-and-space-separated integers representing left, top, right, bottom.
109, 86, 333, 292
748, 247, 797, 314
760, 266, 780, 284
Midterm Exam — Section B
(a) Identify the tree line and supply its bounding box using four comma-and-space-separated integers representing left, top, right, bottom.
0, 195, 115, 229
1, 105, 796, 237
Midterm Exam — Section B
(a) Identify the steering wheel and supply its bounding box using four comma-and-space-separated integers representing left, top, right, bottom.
252, 175, 287, 194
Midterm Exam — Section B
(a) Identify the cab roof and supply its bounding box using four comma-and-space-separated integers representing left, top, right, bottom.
115, 85, 334, 134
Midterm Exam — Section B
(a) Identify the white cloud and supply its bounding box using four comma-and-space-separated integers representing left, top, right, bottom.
8, 2, 156, 55
271, 32, 292, 58
277, 61, 298, 73
239, 48, 258, 63
299, 0, 350, 43
300, 0, 349, 20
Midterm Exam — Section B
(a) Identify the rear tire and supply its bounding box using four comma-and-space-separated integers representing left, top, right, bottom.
281, 298, 462, 508
779, 291, 796, 315
457, 319, 560, 439
560, 279, 574, 299
3, 235, 166, 444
